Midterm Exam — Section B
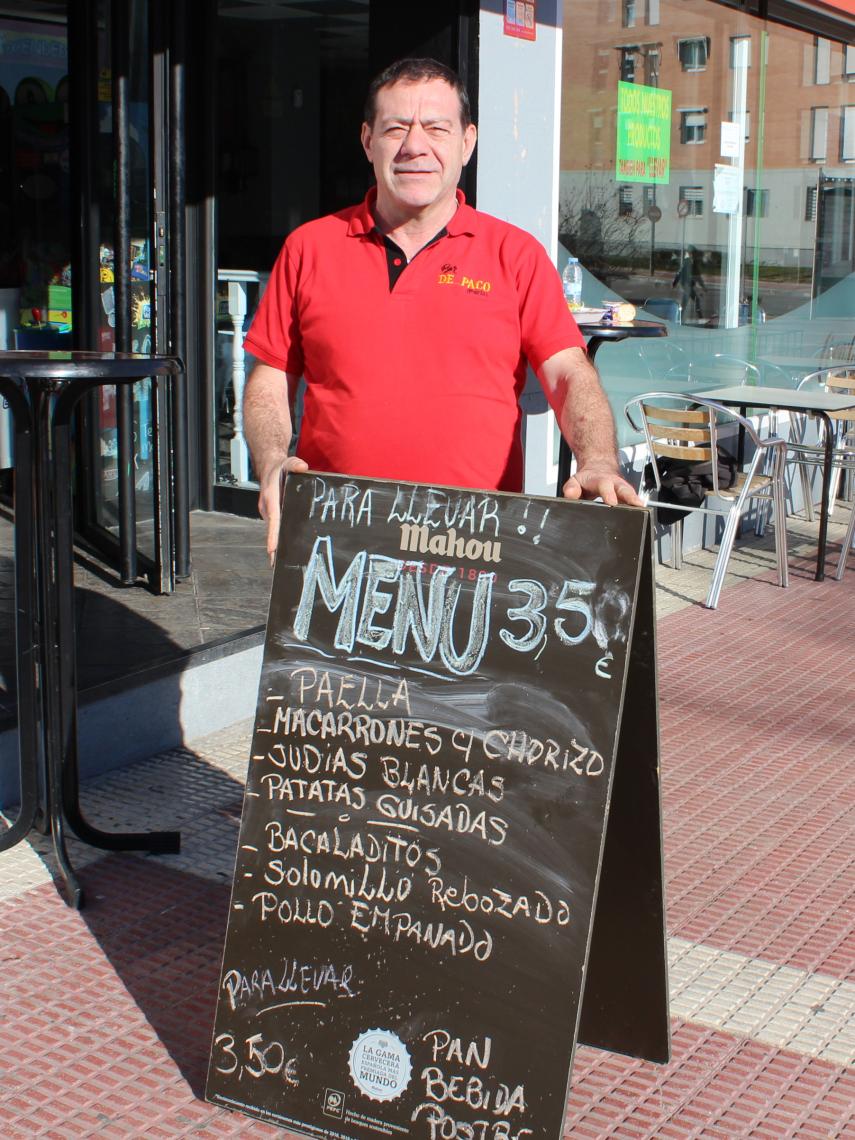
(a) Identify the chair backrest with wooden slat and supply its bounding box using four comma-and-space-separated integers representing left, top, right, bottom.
641, 402, 712, 457
824, 369, 855, 423
639, 400, 729, 494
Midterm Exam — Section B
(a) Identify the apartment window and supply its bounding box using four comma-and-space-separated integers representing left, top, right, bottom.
620, 47, 637, 83
805, 186, 818, 222
590, 110, 605, 164
745, 189, 769, 217
642, 186, 656, 212
843, 106, 855, 162
680, 108, 708, 145
645, 0, 660, 25
845, 46, 855, 79
594, 47, 610, 91
811, 106, 829, 161
618, 186, 634, 216
678, 37, 709, 72
814, 38, 831, 85
730, 35, 751, 69
643, 46, 661, 85
623, 0, 636, 28
679, 186, 704, 217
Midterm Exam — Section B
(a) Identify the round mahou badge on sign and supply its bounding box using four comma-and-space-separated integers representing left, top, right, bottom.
348, 1028, 412, 1102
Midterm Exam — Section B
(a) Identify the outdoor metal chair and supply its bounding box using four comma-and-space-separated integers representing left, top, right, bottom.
787, 366, 855, 522
625, 393, 789, 610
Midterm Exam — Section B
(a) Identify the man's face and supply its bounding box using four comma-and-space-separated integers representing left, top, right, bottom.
361, 78, 477, 221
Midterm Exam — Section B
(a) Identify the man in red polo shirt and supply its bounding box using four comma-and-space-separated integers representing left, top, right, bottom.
243, 58, 641, 559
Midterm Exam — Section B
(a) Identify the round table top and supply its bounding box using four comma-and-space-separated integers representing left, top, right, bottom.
0, 350, 182, 382
575, 319, 668, 340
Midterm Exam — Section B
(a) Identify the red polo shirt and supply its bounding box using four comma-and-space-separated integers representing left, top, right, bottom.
244, 190, 585, 492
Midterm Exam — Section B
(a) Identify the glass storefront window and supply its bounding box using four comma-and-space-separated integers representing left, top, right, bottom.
0, 7, 71, 474
0, 11, 70, 352
559, 0, 855, 447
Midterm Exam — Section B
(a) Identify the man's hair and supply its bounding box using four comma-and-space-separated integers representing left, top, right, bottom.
363, 58, 472, 128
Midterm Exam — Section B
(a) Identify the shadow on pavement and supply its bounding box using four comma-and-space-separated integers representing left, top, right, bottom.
79, 849, 236, 1101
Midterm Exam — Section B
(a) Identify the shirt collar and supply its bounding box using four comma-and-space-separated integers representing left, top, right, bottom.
347, 187, 478, 238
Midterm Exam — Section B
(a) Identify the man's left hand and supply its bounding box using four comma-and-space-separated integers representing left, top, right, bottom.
562, 462, 644, 507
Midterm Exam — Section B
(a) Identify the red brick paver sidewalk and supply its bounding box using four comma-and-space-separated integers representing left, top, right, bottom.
1, 562, 853, 1138
566, 560, 855, 1138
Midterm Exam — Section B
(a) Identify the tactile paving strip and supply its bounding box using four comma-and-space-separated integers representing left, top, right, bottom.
668, 938, 855, 1065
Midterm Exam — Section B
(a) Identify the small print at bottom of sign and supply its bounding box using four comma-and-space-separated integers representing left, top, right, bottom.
504, 1, 536, 40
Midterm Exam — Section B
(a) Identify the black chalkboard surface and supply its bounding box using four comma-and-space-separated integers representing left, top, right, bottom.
206, 474, 668, 1138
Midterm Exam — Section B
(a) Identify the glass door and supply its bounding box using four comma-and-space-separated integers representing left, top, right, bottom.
211, 0, 371, 510
71, 0, 179, 593
88, 0, 162, 577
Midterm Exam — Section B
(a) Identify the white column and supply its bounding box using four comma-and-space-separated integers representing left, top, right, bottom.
724, 36, 750, 329
477, 1, 564, 496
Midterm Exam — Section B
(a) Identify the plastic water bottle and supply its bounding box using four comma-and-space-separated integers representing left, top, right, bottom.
562, 256, 582, 309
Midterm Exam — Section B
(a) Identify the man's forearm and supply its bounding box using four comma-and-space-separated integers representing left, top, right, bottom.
559, 368, 620, 468
537, 344, 643, 505
243, 363, 295, 481
541, 348, 620, 469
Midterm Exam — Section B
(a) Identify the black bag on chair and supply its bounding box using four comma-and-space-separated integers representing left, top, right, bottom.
644, 448, 738, 527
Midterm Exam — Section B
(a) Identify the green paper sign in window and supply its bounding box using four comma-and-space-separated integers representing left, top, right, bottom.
616, 81, 672, 184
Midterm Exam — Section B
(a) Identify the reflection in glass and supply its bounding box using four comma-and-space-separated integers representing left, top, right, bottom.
560, 0, 855, 445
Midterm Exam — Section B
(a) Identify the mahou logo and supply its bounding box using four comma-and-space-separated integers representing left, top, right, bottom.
399, 524, 502, 564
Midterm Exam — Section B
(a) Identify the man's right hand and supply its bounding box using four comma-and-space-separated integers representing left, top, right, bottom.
258, 456, 309, 565
242, 362, 304, 564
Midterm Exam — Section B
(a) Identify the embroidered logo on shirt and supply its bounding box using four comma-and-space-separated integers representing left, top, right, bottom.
460, 276, 492, 295
436, 269, 493, 295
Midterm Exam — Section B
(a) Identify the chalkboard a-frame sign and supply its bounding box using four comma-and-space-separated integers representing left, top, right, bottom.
206, 473, 669, 1138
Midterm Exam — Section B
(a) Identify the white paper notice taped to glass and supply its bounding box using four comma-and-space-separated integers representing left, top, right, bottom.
720, 120, 742, 158
713, 163, 741, 214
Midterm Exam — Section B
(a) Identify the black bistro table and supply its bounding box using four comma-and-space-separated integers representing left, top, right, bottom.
557, 319, 668, 492
0, 351, 183, 907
